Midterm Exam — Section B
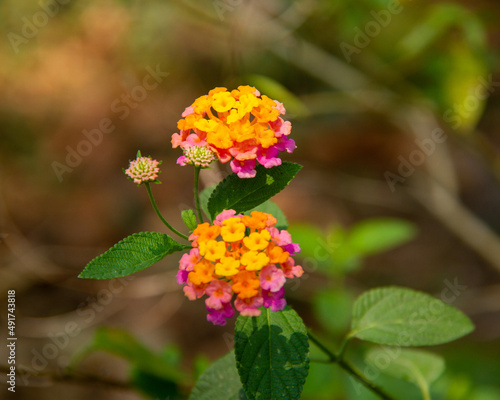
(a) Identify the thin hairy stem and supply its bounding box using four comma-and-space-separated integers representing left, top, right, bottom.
194, 166, 204, 223
145, 183, 188, 240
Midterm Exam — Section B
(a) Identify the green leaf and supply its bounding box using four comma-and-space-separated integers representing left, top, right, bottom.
349, 287, 474, 346
79, 232, 189, 279
365, 348, 445, 399
234, 307, 309, 400
189, 351, 243, 400
182, 209, 198, 231
208, 162, 302, 219
246, 200, 288, 230
347, 218, 417, 256
441, 43, 489, 133
132, 368, 181, 400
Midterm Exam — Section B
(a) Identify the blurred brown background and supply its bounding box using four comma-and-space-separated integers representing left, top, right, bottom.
1, 0, 500, 399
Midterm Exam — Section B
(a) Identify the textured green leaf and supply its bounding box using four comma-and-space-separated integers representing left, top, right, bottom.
348, 218, 417, 256
182, 209, 198, 232
365, 348, 445, 399
189, 351, 243, 400
79, 232, 189, 279
235, 307, 309, 400
208, 162, 302, 219
246, 200, 288, 230
349, 287, 474, 346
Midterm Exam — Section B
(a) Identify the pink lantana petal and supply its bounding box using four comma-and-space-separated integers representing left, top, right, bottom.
176, 156, 187, 166
262, 288, 286, 312
282, 257, 304, 278
275, 136, 296, 153
230, 145, 258, 161
185, 133, 207, 147
283, 243, 301, 255
235, 295, 263, 316
273, 101, 286, 115
205, 280, 233, 310
216, 149, 232, 163
257, 146, 282, 168
260, 264, 286, 292
172, 133, 183, 148
206, 302, 235, 326
181, 248, 201, 269
214, 209, 238, 226
182, 105, 196, 117
230, 159, 257, 178
177, 269, 189, 285
183, 283, 205, 301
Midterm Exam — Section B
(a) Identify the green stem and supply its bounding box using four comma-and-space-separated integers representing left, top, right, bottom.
337, 359, 395, 400
145, 183, 189, 240
194, 166, 204, 223
307, 332, 396, 400
337, 337, 351, 360
308, 331, 336, 363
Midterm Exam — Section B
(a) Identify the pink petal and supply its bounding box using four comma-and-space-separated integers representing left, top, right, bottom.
230, 159, 257, 178
182, 106, 195, 117
260, 264, 286, 292
262, 288, 286, 312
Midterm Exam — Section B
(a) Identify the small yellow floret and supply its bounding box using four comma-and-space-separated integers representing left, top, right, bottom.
199, 240, 226, 262
194, 118, 218, 133
221, 217, 246, 242
241, 250, 269, 271
212, 92, 236, 113
208, 87, 228, 96
215, 256, 240, 276
243, 230, 271, 251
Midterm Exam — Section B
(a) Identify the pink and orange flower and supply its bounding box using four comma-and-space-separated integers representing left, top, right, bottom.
177, 209, 303, 325
172, 86, 296, 178
124, 155, 161, 185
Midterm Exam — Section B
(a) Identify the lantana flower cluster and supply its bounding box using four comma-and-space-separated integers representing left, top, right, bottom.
124, 156, 161, 185
177, 209, 303, 326
171, 86, 296, 178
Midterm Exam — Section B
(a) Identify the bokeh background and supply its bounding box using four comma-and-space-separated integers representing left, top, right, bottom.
1, 0, 500, 399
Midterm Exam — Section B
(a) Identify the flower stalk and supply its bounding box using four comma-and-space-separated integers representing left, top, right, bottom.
144, 182, 188, 241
